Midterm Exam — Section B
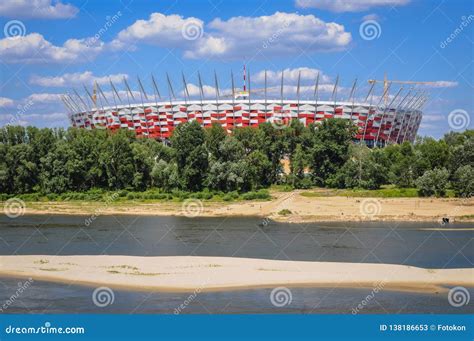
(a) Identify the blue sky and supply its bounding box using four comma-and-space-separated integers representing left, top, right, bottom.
0, 0, 472, 138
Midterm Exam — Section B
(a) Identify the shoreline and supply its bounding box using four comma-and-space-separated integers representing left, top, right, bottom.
5, 192, 474, 223
1, 255, 473, 294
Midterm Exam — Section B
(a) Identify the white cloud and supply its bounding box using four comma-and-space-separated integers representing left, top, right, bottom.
427, 81, 458, 88
0, 112, 68, 127
0, 97, 15, 107
115, 12, 351, 60
27, 93, 62, 103
116, 13, 204, 47
2, 12, 351, 64
182, 83, 221, 98
0, 33, 109, 64
30, 71, 129, 87
362, 13, 381, 22
253, 67, 331, 85
0, 93, 69, 128
421, 114, 444, 122
295, 0, 411, 12
0, 0, 78, 19
189, 12, 351, 59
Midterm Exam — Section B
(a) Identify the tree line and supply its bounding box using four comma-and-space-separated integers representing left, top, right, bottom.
0, 120, 472, 198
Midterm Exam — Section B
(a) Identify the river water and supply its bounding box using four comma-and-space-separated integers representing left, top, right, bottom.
0, 215, 472, 314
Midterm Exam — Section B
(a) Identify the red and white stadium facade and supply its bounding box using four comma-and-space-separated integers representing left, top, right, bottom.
62, 71, 425, 147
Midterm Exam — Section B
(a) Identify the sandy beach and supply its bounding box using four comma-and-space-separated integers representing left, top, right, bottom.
1, 255, 472, 293
15, 190, 474, 222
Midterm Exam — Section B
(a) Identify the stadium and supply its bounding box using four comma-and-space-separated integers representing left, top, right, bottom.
62, 69, 426, 147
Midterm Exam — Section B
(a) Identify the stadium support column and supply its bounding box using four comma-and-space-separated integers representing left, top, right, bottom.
296, 70, 301, 119
67, 93, 81, 114
123, 77, 136, 133
394, 91, 416, 144
331, 75, 339, 118
412, 110, 423, 142
60, 95, 74, 114
361, 81, 375, 144
313, 72, 319, 123
166, 73, 176, 133
83, 85, 96, 126
109, 79, 122, 116
214, 70, 220, 125
280, 69, 284, 109
73, 89, 89, 114
247, 67, 251, 111
231, 70, 235, 131
151, 74, 162, 140
401, 95, 421, 143
367, 83, 391, 147
375, 87, 402, 146
396, 90, 421, 144
198, 71, 205, 125
60, 95, 76, 125
348, 78, 357, 121
182, 72, 191, 128
91, 83, 107, 130
68, 91, 81, 115
137, 76, 150, 137
76, 87, 98, 129
264, 70, 267, 121
387, 88, 412, 144
81, 86, 93, 114
402, 94, 426, 143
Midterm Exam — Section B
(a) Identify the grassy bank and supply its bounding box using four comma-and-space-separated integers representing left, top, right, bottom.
1, 185, 463, 205
0, 188, 271, 203
299, 186, 456, 198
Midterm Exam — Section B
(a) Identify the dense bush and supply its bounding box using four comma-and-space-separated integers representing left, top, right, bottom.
415, 168, 450, 197
452, 165, 474, 198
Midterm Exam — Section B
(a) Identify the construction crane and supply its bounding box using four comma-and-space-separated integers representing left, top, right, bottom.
368, 73, 438, 105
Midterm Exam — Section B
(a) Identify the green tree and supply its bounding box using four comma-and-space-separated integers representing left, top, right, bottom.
449, 138, 474, 173
390, 142, 417, 187
245, 150, 272, 190
308, 119, 354, 186
289, 144, 309, 188
415, 168, 450, 197
40, 141, 77, 194
151, 160, 179, 192
328, 145, 388, 190
171, 121, 209, 191
98, 130, 135, 189
452, 165, 474, 198
205, 123, 227, 160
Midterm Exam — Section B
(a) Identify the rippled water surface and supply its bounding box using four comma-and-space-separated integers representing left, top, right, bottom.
0, 215, 472, 313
